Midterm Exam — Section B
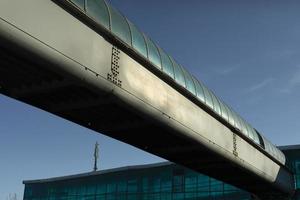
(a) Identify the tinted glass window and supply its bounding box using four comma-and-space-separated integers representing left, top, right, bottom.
171, 58, 186, 87
185, 176, 197, 199
182, 69, 196, 95
209, 91, 221, 115
71, 0, 85, 10
117, 181, 127, 192
97, 184, 106, 194
173, 175, 184, 192
144, 36, 162, 69
202, 85, 214, 109
158, 48, 174, 78
86, 0, 110, 30
86, 185, 96, 194
192, 77, 205, 103
197, 175, 209, 197
107, 4, 132, 45
128, 21, 147, 58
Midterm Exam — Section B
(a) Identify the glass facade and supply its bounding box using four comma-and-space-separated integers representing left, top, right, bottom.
281, 146, 300, 190
66, 0, 285, 164
23, 146, 300, 200
23, 162, 251, 200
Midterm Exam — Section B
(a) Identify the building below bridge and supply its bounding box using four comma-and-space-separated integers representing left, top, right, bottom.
23, 145, 300, 200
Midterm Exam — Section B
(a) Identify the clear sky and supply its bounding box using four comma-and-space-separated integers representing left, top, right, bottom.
1, 0, 300, 199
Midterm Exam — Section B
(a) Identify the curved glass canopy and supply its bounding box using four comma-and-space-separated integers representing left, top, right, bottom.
69, 0, 285, 164
86, 0, 110, 29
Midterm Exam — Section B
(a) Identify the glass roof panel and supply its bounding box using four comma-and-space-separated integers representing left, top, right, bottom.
144, 36, 162, 69
107, 4, 132, 45
265, 142, 271, 154
192, 77, 205, 103
247, 125, 259, 145
86, 0, 110, 30
279, 151, 286, 163
255, 130, 265, 148
271, 145, 276, 156
244, 121, 253, 139
71, 0, 85, 10
209, 91, 221, 116
219, 100, 229, 122
238, 117, 249, 137
225, 105, 235, 127
266, 141, 272, 154
170, 58, 186, 87
202, 85, 214, 109
262, 137, 272, 155
232, 111, 241, 131
182, 68, 196, 95
251, 128, 260, 145
128, 21, 148, 58
274, 148, 279, 158
158, 48, 174, 78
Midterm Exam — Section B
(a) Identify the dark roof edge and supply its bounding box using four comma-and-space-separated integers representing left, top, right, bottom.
23, 161, 172, 184
278, 144, 300, 151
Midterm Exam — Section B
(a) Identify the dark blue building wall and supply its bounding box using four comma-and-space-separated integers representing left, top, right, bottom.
23, 145, 300, 200
23, 162, 251, 200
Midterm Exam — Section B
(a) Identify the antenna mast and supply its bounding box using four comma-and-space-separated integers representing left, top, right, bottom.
93, 142, 99, 171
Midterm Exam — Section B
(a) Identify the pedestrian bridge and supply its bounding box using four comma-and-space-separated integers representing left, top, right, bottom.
0, 0, 294, 198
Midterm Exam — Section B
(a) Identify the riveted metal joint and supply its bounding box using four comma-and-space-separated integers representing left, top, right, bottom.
233, 133, 238, 157
107, 46, 122, 87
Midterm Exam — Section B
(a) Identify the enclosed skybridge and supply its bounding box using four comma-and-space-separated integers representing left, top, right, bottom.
0, 0, 295, 197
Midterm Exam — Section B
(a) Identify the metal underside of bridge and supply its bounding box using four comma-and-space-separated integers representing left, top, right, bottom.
0, 43, 280, 196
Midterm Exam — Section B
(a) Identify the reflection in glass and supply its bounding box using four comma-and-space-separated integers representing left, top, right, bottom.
158, 48, 174, 78
209, 91, 221, 115
170, 58, 186, 87
219, 100, 229, 122
86, 0, 110, 29
192, 77, 205, 103
71, 0, 85, 10
24, 163, 253, 200
107, 4, 132, 45
144, 36, 162, 69
182, 68, 196, 95
202, 85, 214, 109
128, 21, 148, 58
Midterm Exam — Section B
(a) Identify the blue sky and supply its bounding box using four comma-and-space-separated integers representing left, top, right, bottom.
1, 0, 300, 199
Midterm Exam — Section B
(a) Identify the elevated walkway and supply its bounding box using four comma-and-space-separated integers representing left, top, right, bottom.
0, 0, 294, 197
